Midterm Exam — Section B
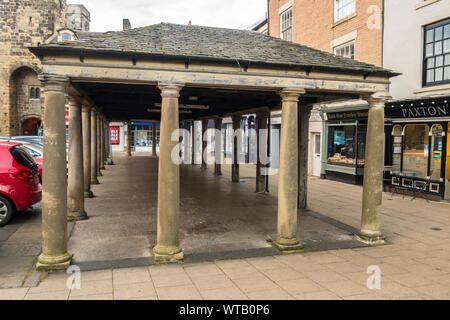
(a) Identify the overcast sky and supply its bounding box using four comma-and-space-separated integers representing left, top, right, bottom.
76, 0, 268, 32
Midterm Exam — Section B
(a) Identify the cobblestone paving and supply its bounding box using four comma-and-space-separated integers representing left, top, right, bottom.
1, 163, 449, 300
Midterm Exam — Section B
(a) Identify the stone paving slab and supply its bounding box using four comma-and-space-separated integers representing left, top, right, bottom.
2, 157, 450, 300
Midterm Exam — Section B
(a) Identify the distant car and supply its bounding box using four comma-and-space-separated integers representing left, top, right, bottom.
0, 141, 42, 227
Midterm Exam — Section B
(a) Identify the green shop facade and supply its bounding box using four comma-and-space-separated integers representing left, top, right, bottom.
320, 104, 369, 185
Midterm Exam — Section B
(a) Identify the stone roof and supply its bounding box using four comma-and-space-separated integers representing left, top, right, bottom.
31, 23, 396, 77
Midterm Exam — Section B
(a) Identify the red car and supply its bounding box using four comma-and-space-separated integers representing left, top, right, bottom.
0, 141, 42, 227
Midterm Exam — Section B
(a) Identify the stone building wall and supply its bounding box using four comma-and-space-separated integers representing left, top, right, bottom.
0, 0, 67, 136
268, 0, 383, 67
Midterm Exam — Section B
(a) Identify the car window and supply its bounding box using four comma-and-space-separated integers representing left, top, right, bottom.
10, 145, 39, 174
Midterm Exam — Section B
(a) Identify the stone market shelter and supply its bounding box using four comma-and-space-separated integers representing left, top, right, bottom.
29, 23, 396, 270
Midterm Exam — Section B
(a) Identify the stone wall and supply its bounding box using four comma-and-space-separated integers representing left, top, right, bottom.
0, 0, 67, 136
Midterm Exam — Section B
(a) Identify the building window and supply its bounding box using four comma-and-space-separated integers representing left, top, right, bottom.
334, 0, 356, 22
29, 87, 40, 100
402, 124, 429, 179
61, 33, 72, 41
424, 20, 450, 86
334, 41, 355, 59
280, 8, 292, 41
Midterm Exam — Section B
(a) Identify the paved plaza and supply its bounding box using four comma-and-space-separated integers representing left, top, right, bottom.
0, 154, 450, 300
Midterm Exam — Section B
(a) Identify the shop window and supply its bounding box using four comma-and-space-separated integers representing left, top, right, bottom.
327, 125, 356, 167
402, 124, 429, 179
280, 8, 292, 41
430, 124, 444, 180
334, 0, 356, 22
392, 125, 403, 173
424, 20, 450, 86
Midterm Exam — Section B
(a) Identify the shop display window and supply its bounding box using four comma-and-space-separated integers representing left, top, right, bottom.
356, 125, 366, 167
327, 125, 356, 167
402, 124, 429, 179
430, 124, 444, 180
392, 125, 403, 173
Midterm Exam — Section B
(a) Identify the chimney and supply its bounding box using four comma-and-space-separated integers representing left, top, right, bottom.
123, 19, 131, 31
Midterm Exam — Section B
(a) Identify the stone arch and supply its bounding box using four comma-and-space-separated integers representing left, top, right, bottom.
9, 66, 42, 136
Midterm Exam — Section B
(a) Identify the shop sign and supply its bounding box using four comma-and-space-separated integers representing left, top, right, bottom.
110, 126, 120, 145
387, 101, 449, 119
327, 111, 368, 120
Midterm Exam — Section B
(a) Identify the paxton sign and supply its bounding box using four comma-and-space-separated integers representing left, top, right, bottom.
387, 100, 449, 119
327, 110, 368, 120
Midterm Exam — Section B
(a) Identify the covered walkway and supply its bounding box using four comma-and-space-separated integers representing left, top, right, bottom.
29, 23, 397, 270
69, 154, 365, 269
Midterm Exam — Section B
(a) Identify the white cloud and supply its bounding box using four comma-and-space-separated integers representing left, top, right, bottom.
75, 0, 268, 32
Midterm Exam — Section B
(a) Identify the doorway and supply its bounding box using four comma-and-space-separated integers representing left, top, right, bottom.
311, 132, 321, 177
21, 118, 41, 136
445, 123, 450, 200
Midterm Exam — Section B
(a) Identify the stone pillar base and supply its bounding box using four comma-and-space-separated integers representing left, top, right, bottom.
68, 211, 88, 222
84, 191, 94, 198
356, 230, 386, 245
107, 159, 114, 165
151, 245, 184, 264
97, 171, 103, 177
272, 237, 304, 253
90, 178, 99, 185
36, 253, 72, 271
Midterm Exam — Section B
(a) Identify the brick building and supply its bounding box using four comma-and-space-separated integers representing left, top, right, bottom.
263, 0, 384, 183
268, 0, 383, 66
0, 1, 90, 136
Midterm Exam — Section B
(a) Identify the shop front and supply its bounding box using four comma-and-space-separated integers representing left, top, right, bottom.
321, 105, 368, 185
385, 96, 449, 200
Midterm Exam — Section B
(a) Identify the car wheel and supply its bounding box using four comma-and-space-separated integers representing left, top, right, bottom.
0, 195, 15, 227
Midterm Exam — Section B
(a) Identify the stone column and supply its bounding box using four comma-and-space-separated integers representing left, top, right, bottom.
106, 120, 114, 165
256, 112, 269, 193
151, 122, 156, 157
67, 96, 87, 221
231, 115, 241, 183
298, 105, 313, 210
90, 109, 99, 185
274, 88, 305, 252
98, 115, 104, 173
201, 119, 208, 169
126, 120, 132, 156
153, 83, 184, 263
359, 92, 391, 244
82, 103, 93, 197
36, 75, 72, 271
214, 117, 223, 175
191, 121, 196, 164
183, 121, 190, 164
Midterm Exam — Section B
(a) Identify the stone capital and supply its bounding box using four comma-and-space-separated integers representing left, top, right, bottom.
38, 74, 69, 93
158, 83, 184, 98
362, 91, 392, 109
67, 95, 83, 108
231, 115, 242, 123
279, 88, 306, 103
81, 101, 92, 113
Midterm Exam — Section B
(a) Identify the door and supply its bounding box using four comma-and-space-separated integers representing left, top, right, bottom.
312, 133, 321, 177
445, 123, 450, 200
